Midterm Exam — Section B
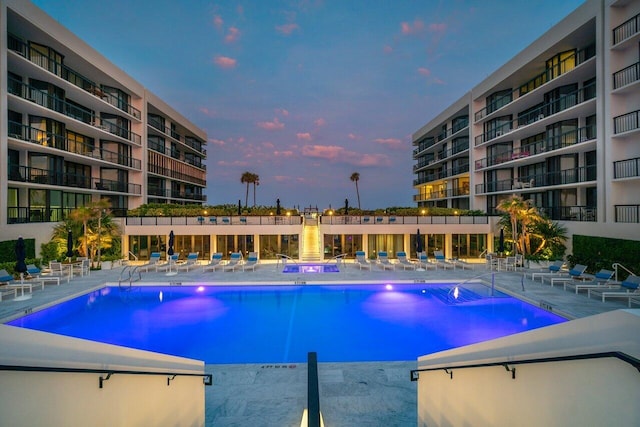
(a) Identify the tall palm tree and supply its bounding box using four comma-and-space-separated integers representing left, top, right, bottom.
350, 172, 361, 209
252, 173, 260, 207
240, 171, 253, 208
68, 205, 94, 257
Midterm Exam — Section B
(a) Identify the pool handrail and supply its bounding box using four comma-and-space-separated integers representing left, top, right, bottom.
118, 265, 142, 289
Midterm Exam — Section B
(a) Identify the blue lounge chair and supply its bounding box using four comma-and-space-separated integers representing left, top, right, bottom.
354, 251, 372, 270
377, 251, 395, 270
529, 260, 566, 281
564, 269, 616, 293
396, 251, 416, 270
415, 252, 436, 270
203, 253, 224, 272
548, 264, 588, 286
177, 252, 199, 272
140, 252, 162, 272
223, 252, 243, 272
433, 251, 454, 270
243, 252, 259, 271
589, 275, 640, 307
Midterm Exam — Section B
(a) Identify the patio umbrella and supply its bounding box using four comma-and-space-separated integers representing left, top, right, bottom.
276, 199, 281, 215
498, 228, 505, 253
416, 229, 423, 254
15, 236, 27, 280
167, 230, 175, 256
344, 198, 349, 215
66, 230, 74, 260
238, 199, 242, 215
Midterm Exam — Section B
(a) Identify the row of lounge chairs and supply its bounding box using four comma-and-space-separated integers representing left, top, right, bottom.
525, 261, 640, 307
353, 251, 475, 271
138, 251, 261, 274
0, 264, 67, 301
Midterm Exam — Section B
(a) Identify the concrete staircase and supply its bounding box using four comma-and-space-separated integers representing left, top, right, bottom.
301, 220, 321, 262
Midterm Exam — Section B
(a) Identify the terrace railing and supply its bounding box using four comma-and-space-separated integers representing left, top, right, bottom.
613, 11, 640, 46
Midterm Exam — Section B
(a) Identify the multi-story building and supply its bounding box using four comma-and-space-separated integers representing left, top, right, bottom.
1, 0, 207, 247
412, 0, 640, 242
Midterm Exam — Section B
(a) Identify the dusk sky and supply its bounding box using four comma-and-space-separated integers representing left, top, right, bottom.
34, 0, 585, 210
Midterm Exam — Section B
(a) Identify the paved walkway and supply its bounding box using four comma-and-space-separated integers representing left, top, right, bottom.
0, 261, 630, 426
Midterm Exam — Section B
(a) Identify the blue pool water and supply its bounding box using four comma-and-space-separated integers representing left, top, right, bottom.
7, 284, 566, 364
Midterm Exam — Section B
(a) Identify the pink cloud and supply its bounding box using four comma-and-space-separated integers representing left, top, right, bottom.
276, 23, 300, 35
277, 108, 289, 116
348, 133, 360, 140
208, 138, 225, 146
429, 23, 447, 34
383, 45, 393, 54
302, 145, 391, 167
213, 15, 223, 29
257, 117, 285, 131
225, 26, 240, 43
400, 19, 425, 35
217, 160, 249, 167
418, 67, 431, 77
213, 55, 237, 69
274, 151, 295, 158
314, 118, 326, 127
374, 138, 403, 148
296, 132, 312, 141
199, 107, 217, 117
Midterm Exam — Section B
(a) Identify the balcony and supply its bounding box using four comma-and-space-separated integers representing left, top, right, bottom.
415, 186, 470, 202
8, 77, 141, 145
612, 12, 640, 47
614, 157, 640, 179
613, 61, 640, 90
474, 83, 596, 146
7, 33, 141, 119
474, 45, 595, 122
475, 165, 596, 194
474, 125, 595, 170
147, 163, 206, 186
8, 164, 141, 195
613, 109, 640, 134
8, 122, 141, 170
615, 205, 640, 223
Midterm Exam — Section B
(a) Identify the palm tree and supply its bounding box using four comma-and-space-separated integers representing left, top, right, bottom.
350, 172, 361, 209
252, 173, 260, 207
240, 171, 253, 208
496, 195, 529, 257
68, 205, 94, 258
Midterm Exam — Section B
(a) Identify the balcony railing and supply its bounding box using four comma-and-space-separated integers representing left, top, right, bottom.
615, 205, 640, 223
475, 165, 596, 194
613, 61, 640, 89
613, 109, 640, 134
7, 33, 141, 119
474, 45, 595, 121
148, 118, 206, 156
474, 125, 595, 170
8, 77, 141, 145
613, 12, 640, 46
7, 207, 128, 223
8, 122, 141, 170
413, 140, 469, 165
415, 186, 471, 201
474, 83, 596, 146
614, 157, 640, 179
147, 163, 206, 186
8, 164, 141, 195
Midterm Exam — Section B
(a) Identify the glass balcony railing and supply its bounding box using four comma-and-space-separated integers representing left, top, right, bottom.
8, 122, 141, 170
7, 33, 141, 119
474, 83, 596, 146
475, 165, 596, 194
147, 163, 206, 186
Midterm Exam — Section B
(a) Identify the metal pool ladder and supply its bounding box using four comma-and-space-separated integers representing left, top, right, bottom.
118, 265, 142, 289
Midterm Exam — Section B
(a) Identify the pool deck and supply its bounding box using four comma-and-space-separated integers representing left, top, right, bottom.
0, 261, 631, 426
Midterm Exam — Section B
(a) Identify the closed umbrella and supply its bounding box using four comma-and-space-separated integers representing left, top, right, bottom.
344, 198, 349, 215
276, 199, 281, 215
498, 228, 505, 253
168, 231, 175, 256
15, 236, 27, 280
66, 230, 74, 261
238, 200, 242, 215
416, 229, 423, 254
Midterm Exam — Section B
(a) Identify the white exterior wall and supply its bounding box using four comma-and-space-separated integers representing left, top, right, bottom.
0, 324, 207, 427
416, 309, 640, 426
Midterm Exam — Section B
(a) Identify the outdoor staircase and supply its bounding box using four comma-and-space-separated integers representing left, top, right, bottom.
301, 219, 322, 262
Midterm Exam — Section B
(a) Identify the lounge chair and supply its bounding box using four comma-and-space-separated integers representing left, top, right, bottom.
26, 264, 41, 277
177, 252, 199, 272
223, 252, 243, 272
529, 260, 566, 282
564, 269, 616, 294
46, 261, 71, 283
243, 252, 259, 271
451, 258, 475, 270
354, 251, 372, 270
0, 269, 44, 296
396, 251, 416, 270
433, 251, 454, 270
0, 270, 18, 301
203, 253, 224, 272
140, 252, 162, 272
415, 252, 436, 270
73, 258, 91, 277
377, 251, 395, 270
548, 264, 588, 287
588, 275, 640, 307
157, 254, 179, 272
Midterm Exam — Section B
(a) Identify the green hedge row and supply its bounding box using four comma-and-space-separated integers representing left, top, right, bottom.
0, 238, 36, 263
568, 235, 640, 278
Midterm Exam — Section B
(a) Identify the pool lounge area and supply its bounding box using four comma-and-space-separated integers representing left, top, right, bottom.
0, 262, 636, 426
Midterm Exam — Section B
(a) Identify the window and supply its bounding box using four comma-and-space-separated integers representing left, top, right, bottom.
486, 90, 512, 114
546, 49, 576, 80
486, 115, 512, 138
28, 42, 64, 76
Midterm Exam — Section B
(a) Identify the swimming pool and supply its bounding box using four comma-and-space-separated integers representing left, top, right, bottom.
7, 283, 566, 364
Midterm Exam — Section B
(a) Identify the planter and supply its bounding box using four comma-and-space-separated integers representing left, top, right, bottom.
101, 261, 112, 270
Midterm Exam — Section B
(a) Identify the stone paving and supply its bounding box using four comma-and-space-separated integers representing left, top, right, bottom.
0, 260, 632, 426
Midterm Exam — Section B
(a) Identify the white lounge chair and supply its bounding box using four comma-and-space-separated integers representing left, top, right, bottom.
433, 251, 454, 270
415, 252, 436, 270
0, 269, 44, 296
563, 269, 616, 293
203, 253, 224, 272
529, 260, 566, 282
243, 252, 259, 271
157, 254, 179, 272
548, 264, 588, 286
396, 251, 416, 270
588, 275, 640, 307
223, 252, 243, 272
377, 251, 395, 270
177, 252, 199, 272
354, 251, 372, 270
140, 252, 162, 272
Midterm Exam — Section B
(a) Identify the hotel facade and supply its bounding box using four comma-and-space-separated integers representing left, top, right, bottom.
412, 0, 640, 243
1, 0, 207, 249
